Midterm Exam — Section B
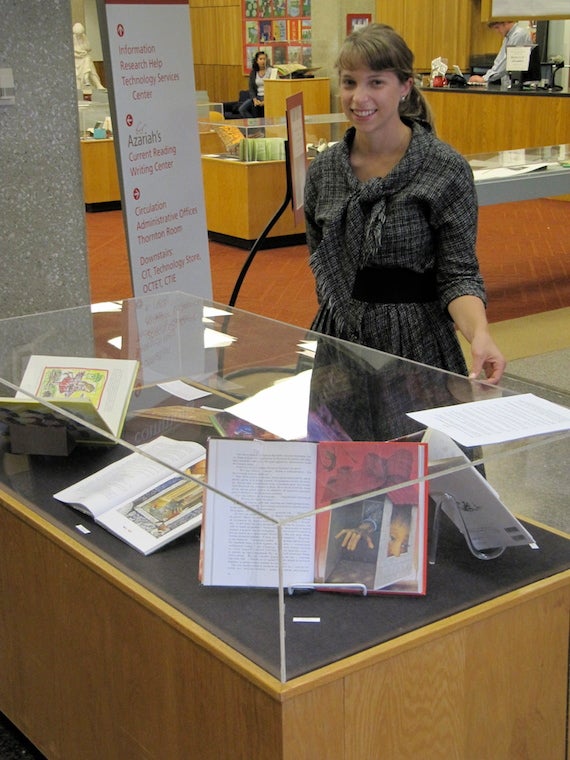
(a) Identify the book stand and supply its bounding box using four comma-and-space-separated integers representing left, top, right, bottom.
286, 493, 508, 597
429, 492, 505, 563
287, 582, 369, 596
9, 421, 78, 456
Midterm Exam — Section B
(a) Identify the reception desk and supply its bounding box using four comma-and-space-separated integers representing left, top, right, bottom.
422, 86, 570, 155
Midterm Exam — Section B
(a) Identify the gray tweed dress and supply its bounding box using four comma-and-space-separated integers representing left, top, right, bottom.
304, 121, 487, 375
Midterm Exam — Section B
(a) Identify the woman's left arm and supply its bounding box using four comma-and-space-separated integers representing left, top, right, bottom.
448, 295, 506, 384
432, 149, 506, 384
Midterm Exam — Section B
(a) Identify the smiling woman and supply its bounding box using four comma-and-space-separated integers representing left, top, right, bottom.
304, 23, 506, 386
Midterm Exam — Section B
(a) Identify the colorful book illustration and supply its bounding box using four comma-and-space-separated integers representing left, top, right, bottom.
200, 438, 428, 595
0, 355, 139, 446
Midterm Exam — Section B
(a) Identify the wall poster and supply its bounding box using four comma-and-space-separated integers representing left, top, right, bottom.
346, 13, 372, 36
242, 0, 312, 72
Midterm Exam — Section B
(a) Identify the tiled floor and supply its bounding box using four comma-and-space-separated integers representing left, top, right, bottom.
87, 198, 570, 329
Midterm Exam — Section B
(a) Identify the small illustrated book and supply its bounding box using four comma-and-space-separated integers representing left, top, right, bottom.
54, 436, 206, 555
0, 355, 139, 445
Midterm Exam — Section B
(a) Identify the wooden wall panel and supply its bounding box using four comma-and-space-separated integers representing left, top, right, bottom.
403, 0, 437, 71
193, 64, 246, 103
375, 0, 509, 72
374, 1, 407, 31
190, 3, 245, 101
190, 0, 237, 7
190, 6, 241, 64
376, 0, 472, 71
471, 0, 504, 56
435, 0, 474, 70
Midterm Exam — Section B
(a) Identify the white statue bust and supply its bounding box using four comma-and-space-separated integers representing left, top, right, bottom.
73, 22, 105, 92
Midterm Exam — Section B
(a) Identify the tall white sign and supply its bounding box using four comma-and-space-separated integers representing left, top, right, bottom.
97, 0, 212, 299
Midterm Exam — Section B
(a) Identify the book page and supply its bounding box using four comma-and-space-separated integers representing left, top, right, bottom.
54, 436, 205, 518
314, 441, 428, 594
97, 459, 205, 554
202, 439, 317, 587
16, 355, 139, 436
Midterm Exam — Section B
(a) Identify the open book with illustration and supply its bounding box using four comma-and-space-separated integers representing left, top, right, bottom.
0, 355, 139, 445
274, 62, 321, 77
200, 438, 429, 595
54, 436, 206, 555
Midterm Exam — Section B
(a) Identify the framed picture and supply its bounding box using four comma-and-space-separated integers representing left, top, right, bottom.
346, 13, 372, 35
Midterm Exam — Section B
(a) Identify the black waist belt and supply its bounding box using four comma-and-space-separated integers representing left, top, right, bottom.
352, 266, 438, 303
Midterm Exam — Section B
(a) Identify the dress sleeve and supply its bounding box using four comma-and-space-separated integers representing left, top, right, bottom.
432, 156, 487, 310
304, 160, 323, 255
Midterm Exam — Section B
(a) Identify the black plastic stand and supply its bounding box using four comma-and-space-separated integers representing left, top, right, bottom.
229, 142, 293, 308
9, 422, 78, 456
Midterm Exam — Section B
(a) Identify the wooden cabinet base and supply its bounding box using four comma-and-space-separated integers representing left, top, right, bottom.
80, 139, 121, 206
1, 492, 568, 760
202, 156, 306, 247
264, 77, 331, 118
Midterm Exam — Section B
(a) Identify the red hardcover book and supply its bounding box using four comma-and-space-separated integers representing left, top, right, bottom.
200, 439, 428, 595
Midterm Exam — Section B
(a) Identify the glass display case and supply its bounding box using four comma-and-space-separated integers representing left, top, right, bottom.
1, 292, 569, 677
466, 143, 570, 204
1, 293, 568, 757
78, 90, 113, 139
199, 112, 350, 160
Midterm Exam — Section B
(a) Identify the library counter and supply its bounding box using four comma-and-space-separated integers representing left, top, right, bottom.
1, 294, 568, 759
422, 85, 570, 154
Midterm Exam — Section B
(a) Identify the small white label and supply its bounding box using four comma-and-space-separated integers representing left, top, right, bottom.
292, 616, 321, 623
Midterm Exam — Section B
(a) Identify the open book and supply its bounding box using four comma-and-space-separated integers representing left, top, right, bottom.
0, 355, 139, 447
54, 436, 206, 554
200, 438, 429, 595
274, 62, 321, 77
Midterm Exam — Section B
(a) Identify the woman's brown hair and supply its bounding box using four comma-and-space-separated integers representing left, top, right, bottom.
336, 23, 434, 129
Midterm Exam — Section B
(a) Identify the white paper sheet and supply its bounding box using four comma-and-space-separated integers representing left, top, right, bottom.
225, 369, 312, 440
158, 379, 210, 401
407, 393, 570, 446
472, 164, 549, 180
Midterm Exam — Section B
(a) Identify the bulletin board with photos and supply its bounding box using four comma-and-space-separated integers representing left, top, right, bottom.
242, 0, 312, 73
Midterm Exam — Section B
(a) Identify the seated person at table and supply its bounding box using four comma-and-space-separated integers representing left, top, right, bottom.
239, 52, 274, 118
